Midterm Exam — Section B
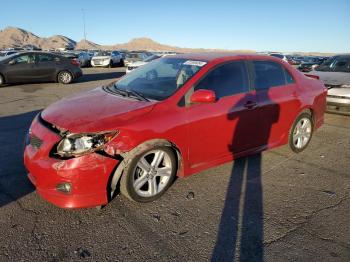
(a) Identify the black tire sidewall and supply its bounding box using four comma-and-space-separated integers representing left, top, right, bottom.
289, 112, 313, 153
122, 146, 177, 202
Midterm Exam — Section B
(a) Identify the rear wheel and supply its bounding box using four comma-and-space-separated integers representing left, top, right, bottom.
289, 112, 313, 153
109, 60, 114, 68
57, 71, 73, 84
119, 59, 124, 67
120, 147, 177, 202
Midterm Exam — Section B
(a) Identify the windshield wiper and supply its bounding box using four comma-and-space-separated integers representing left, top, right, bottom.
126, 89, 150, 102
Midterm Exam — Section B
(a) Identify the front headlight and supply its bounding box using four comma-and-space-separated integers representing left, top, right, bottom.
55, 131, 117, 158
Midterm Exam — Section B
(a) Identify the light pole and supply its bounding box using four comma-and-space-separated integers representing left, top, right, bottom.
82, 8, 87, 49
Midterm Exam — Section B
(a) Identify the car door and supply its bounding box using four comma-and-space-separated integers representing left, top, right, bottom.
251, 60, 300, 147
5, 54, 37, 83
34, 53, 59, 81
184, 60, 259, 168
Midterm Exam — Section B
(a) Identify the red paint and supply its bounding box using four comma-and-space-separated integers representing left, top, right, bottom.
190, 89, 216, 103
24, 53, 327, 208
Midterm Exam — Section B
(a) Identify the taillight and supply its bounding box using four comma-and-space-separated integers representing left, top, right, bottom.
71, 58, 80, 67
304, 74, 320, 80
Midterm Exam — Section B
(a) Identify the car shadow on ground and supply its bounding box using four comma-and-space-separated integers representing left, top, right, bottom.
0, 110, 39, 207
211, 91, 280, 261
77, 71, 125, 83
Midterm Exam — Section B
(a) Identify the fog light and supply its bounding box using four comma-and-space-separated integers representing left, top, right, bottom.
56, 183, 72, 193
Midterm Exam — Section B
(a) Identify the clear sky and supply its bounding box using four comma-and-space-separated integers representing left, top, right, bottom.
1, 0, 349, 53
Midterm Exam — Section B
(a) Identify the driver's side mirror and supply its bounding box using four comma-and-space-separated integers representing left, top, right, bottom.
8, 60, 16, 65
190, 89, 216, 104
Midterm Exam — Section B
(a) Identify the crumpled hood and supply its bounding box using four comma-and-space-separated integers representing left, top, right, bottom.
310, 70, 350, 86
41, 87, 155, 133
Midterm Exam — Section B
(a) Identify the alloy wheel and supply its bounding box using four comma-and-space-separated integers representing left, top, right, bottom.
293, 117, 312, 149
132, 149, 173, 197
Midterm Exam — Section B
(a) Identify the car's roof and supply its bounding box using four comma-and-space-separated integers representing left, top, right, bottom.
169, 52, 272, 62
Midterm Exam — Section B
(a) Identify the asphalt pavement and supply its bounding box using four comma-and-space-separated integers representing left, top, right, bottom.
0, 68, 349, 261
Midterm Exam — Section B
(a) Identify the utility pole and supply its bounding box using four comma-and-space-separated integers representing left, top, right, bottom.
82, 8, 87, 49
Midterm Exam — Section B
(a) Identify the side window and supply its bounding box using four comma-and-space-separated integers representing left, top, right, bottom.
38, 54, 54, 62
284, 69, 295, 84
253, 61, 286, 90
195, 61, 249, 99
13, 54, 35, 64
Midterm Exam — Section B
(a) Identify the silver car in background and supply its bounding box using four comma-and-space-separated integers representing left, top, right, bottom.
310, 55, 350, 115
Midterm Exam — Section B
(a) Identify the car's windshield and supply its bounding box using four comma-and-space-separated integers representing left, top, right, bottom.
0, 53, 17, 62
95, 51, 111, 56
144, 55, 160, 62
114, 58, 206, 101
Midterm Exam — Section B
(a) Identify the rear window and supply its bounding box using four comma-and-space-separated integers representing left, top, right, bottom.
253, 61, 287, 89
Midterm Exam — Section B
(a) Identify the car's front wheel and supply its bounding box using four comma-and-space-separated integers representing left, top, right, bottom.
109, 60, 114, 68
57, 71, 73, 84
120, 147, 177, 202
289, 112, 313, 153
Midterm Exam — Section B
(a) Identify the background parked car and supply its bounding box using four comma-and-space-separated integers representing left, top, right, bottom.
124, 52, 150, 66
269, 53, 288, 62
0, 51, 82, 86
297, 57, 324, 72
78, 52, 92, 67
91, 51, 124, 67
310, 55, 350, 114
0, 50, 17, 57
126, 54, 162, 73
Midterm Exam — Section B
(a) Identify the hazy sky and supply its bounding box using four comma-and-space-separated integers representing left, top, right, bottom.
1, 0, 349, 53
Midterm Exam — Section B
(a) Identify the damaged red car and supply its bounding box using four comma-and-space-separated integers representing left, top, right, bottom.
24, 53, 327, 208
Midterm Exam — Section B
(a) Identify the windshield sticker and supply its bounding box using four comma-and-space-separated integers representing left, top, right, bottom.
183, 60, 207, 67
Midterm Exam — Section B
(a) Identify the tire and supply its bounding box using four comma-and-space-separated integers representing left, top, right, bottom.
57, 71, 73, 84
288, 112, 313, 153
120, 146, 177, 202
0, 74, 4, 86
119, 59, 124, 67
108, 60, 113, 68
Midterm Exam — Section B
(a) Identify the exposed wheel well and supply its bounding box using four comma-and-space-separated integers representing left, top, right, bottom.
107, 139, 182, 202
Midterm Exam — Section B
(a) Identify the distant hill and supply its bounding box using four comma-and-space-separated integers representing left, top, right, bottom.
0, 27, 75, 50
0, 27, 338, 56
0, 27, 253, 53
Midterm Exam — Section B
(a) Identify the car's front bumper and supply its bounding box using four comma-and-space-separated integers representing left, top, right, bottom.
91, 60, 110, 67
23, 116, 118, 209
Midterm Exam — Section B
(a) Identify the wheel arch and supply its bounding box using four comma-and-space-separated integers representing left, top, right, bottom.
107, 138, 184, 201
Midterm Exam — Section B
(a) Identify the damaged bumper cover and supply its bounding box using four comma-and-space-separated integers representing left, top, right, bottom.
23, 115, 119, 209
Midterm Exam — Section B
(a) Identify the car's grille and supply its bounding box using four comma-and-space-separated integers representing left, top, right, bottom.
30, 135, 43, 149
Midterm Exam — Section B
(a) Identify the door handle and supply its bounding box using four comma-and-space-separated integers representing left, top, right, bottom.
244, 101, 258, 110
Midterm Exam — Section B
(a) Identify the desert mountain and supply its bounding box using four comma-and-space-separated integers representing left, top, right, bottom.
0, 27, 76, 50
0, 27, 252, 53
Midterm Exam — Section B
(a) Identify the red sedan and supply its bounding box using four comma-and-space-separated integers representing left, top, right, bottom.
24, 53, 327, 208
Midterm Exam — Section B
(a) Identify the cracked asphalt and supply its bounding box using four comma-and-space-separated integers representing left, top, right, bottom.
0, 68, 349, 261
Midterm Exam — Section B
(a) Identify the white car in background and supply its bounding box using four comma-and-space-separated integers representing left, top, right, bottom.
310, 54, 350, 115
91, 51, 124, 67
126, 54, 162, 73
126, 54, 174, 73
